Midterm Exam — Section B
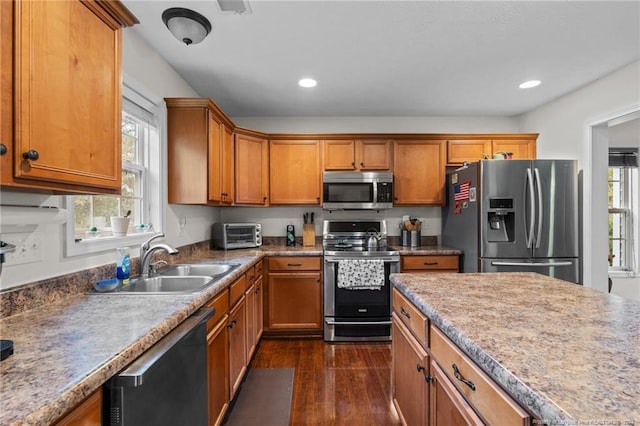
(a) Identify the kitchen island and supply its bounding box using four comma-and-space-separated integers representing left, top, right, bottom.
391, 272, 640, 423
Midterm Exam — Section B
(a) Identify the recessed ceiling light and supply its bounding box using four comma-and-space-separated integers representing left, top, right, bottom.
298, 78, 317, 88
519, 80, 541, 89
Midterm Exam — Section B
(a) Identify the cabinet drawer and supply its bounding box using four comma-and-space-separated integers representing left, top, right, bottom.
206, 289, 230, 331
401, 255, 459, 271
430, 326, 530, 425
268, 256, 321, 271
392, 288, 428, 347
246, 265, 256, 284
230, 274, 247, 306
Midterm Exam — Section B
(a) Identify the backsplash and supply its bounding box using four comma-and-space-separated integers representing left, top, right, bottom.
0, 241, 211, 318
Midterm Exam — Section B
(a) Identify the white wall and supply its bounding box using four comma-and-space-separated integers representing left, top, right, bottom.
518, 60, 640, 299
0, 30, 219, 290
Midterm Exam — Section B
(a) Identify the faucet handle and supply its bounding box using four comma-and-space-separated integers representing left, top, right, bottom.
141, 233, 165, 250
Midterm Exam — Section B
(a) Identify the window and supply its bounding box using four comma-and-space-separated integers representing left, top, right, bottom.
64, 85, 163, 256
608, 148, 638, 274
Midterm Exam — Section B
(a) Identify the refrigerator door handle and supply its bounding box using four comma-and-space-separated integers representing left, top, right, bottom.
525, 168, 535, 248
491, 261, 574, 267
534, 168, 543, 249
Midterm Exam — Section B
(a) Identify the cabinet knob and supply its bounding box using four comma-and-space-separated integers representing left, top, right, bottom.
263, 196, 267, 203
360, 162, 365, 167
0, 144, 6, 156
351, 161, 356, 168
22, 150, 39, 161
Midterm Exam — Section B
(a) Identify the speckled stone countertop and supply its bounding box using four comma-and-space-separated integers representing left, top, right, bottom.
391, 272, 640, 423
391, 245, 461, 255
0, 244, 324, 426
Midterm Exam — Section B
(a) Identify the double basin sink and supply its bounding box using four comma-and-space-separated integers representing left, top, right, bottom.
105, 263, 240, 294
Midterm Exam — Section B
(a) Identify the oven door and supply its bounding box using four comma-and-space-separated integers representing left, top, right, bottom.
324, 255, 399, 341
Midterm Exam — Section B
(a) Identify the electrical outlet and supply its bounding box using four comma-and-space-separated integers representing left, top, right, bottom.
2, 232, 44, 266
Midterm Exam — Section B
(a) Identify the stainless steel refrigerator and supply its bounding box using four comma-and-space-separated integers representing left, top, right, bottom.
442, 160, 580, 283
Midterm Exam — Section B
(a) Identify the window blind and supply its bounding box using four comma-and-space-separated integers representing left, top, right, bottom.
609, 148, 638, 168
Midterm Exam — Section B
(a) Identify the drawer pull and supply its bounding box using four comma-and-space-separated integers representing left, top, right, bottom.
400, 307, 411, 319
424, 261, 438, 266
287, 263, 303, 267
452, 363, 476, 391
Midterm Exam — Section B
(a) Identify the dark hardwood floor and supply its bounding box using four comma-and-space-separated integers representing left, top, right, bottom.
249, 338, 402, 426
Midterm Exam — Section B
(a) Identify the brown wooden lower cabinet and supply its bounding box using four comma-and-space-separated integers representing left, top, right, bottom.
265, 256, 322, 336
401, 255, 460, 273
207, 314, 230, 426
392, 314, 430, 426
53, 388, 102, 426
228, 294, 247, 399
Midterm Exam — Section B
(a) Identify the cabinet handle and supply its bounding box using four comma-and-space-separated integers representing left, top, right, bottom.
22, 150, 39, 161
351, 161, 356, 168
0, 144, 6, 156
416, 364, 433, 382
424, 262, 438, 266
452, 364, 476, 391
227, 319, 237, 329
263, 196, 267, 203
287, 263, 302, 267
400, 307, 411, 319
360, 162, 365, 167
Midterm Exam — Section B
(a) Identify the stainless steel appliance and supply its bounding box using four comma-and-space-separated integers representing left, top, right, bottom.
323, 219, 400, 341
103, 307, 213, 425
211, 222, 262, 250
322, 171, 394, 210
442, 160, 580, 283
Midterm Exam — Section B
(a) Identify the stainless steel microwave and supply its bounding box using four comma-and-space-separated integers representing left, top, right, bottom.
211, 223, 262, 250
322, 171, 394, 210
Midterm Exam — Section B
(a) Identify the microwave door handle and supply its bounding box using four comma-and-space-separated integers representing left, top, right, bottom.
372, 181, 378, 203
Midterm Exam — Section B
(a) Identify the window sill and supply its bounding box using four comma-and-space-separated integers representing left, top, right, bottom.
65, 232, 158, 257
608, 270, 638, 279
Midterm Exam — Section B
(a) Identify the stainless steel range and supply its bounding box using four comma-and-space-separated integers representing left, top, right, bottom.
323, 219, 400, 342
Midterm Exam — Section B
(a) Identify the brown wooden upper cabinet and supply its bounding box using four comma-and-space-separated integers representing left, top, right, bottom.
269, 139, 322, 205
446, 135, 538, 166
165, 98, 234, 205
1, 0, 137, 194
323, 139, 392, 171
393, 140, 446, 205
235, 130, 269, 206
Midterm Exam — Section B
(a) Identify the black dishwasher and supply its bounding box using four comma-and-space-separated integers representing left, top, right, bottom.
103, 307, 213, 426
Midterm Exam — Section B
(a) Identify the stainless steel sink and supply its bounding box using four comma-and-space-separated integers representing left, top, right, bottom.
157, 263, 239, 278
118, 276, 214, 294
89, 263, 241, 295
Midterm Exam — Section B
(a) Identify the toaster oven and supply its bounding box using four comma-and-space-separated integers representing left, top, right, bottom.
211, 223, 262, 250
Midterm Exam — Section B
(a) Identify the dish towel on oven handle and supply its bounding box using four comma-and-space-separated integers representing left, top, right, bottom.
337, 259, 385, 290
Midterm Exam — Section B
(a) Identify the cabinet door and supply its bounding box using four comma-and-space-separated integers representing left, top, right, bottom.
392, 315, 429, 426
221, 125, 234, 205
245, 283, 256, 361
267, 272, 322, 331
53, 389, 102, 426
208, 112, 223, 203
430, 361, 484, 426
207, 316, 229, 426
393, 140, 446, 205
324, 140, 356, 170
357, 139, 391, 170
228, 296, 247, 399
492, 139, 536, 160
13, 1, 123, 191
0, 0, 13, 187
235, 133, 269, 205
269, 139, 321, 204
447, 139, 491, 166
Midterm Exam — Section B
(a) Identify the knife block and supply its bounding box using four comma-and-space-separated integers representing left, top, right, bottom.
303, 224, 315, 247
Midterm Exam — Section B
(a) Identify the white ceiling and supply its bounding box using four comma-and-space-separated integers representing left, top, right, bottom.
122, 1, 640, 118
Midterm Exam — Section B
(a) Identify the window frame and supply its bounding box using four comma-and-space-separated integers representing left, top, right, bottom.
63, 84, 164, 257
607, 165, 638, 276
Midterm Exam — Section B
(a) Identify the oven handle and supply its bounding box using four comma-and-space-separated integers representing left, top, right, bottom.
324, 257, 400, 264
325, 318, 392, 326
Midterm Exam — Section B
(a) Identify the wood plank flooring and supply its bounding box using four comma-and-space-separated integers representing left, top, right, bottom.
248, 339, 402, 426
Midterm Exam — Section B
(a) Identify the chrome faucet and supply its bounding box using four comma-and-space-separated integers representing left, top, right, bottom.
139, 233, 179, 278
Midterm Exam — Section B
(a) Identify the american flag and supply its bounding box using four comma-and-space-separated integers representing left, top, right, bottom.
454, 181, 470, 201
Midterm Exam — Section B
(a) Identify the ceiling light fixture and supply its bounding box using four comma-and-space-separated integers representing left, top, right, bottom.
162, 8, 212, 46
298, 78, 317, 88
519, 80, 541, 89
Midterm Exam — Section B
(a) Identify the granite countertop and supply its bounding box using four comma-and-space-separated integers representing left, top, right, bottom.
0, 245, 324, 426
391, 245, 461, 255
391, 272, 640, 423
